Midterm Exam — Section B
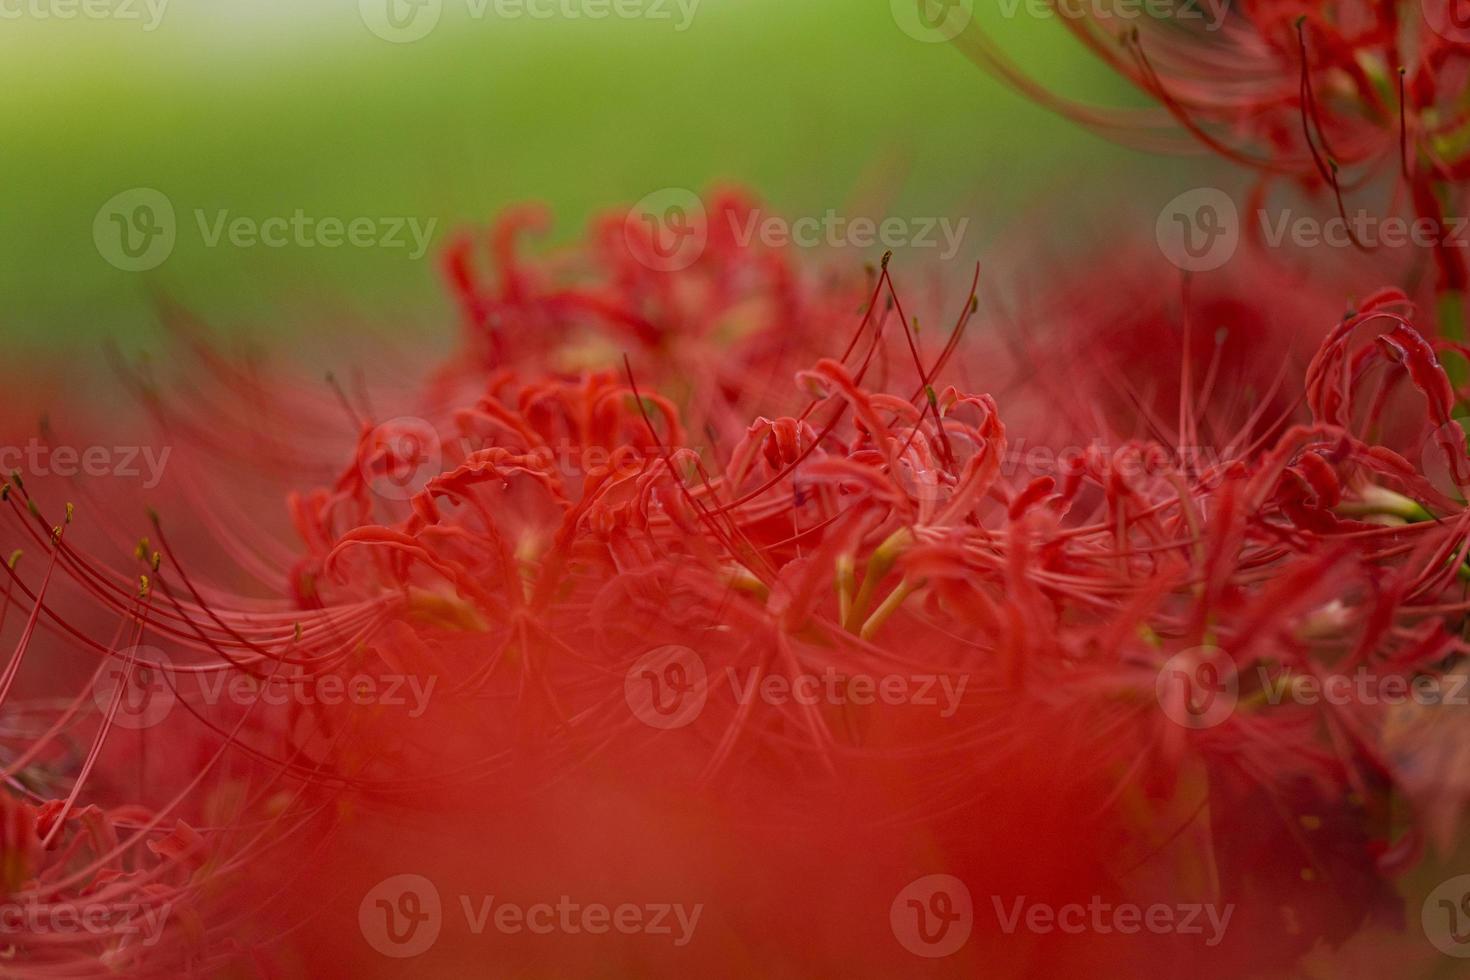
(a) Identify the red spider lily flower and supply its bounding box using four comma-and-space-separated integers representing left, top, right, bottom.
953, 1, 1470, 326
4, 191, 1470, 976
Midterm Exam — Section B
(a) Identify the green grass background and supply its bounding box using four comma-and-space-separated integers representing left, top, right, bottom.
1, 0, 1131, 350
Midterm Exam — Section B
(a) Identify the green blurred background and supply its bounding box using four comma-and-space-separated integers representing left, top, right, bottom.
1, 0, 1132, 351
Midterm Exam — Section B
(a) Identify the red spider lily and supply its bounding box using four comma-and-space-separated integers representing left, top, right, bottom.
954, 1, 1470, 324
3, 190, 1470, 976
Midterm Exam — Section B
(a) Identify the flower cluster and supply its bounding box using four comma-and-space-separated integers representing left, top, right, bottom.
6, 185, 1470, 972
5, 16, 1470, 970
959, 1, 1470, 299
